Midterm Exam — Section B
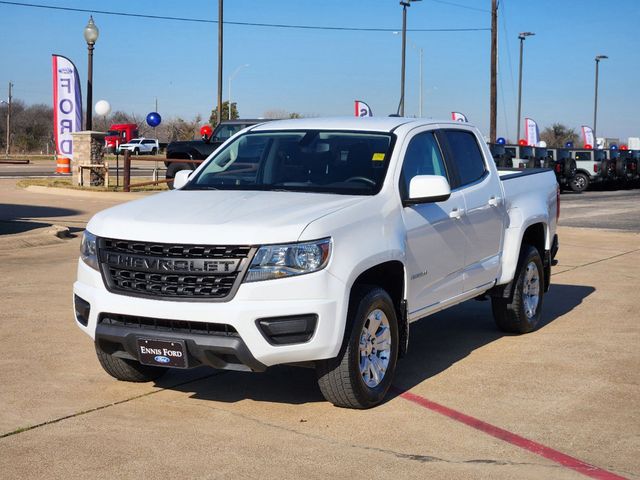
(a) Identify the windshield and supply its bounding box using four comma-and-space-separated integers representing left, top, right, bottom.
128, 139, 141, 144
186, 130, 394, 195
214, 124, 244, 142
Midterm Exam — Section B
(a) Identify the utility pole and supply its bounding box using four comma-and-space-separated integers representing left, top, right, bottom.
489, 0, 497, 143
5, 81, 12, 157
399, 1, 409, 116
593, 55, 608, 141
217, 0, 223, 126
516, 32, 534, 142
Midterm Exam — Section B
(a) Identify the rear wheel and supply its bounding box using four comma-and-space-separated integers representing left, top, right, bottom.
95, 343, 167, 382
570, 172, 589, 192
491, 245, 545, 334
151, 147, 158, 155
316, 286, 399, 409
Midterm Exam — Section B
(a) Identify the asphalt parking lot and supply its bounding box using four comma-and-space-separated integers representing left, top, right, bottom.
0, 179, 638, 479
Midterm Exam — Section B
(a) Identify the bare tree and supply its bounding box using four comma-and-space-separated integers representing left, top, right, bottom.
540, 123, 579, 148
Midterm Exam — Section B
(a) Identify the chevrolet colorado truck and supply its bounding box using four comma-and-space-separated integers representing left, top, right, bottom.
74, 117, 559, 409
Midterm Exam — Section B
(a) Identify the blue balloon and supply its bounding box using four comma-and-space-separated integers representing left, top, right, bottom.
146, 112, 161, 127
565, 141, 574, 148
496, 137, 506, 145
610, 144, 618, 150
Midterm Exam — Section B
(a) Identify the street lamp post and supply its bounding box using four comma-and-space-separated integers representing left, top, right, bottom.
398, 0, 420, 117
228, 64, 249, 120
516, 31, 534, 141
83, 16, 99, 131
394, 32, 423, 117
593, 55, 608, 141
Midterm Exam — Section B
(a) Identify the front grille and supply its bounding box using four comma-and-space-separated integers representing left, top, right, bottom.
98, 238, 254, 301
99, 313, 238, 336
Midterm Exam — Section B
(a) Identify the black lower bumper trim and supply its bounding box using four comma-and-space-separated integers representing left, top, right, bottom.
95, 323, 266, 372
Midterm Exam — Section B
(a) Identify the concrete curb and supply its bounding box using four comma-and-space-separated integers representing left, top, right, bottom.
24, 185, 153, 200
0, 224, 72, 251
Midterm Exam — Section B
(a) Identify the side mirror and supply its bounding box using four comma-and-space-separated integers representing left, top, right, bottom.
404, 175, 451, 206
173, 169, 193, 190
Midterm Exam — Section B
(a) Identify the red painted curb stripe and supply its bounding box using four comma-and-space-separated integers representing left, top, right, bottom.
397, 390, 628, 480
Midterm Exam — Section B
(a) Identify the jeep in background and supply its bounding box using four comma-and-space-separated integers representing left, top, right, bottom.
546, 148, 577, 191
165, 119, 271, 188
570, 149, 609, 192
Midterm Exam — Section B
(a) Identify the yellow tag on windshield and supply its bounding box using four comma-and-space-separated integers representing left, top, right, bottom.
372, 153, 385, 161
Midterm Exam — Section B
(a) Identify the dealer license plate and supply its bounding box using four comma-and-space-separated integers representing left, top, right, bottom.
136, 338, 187, 368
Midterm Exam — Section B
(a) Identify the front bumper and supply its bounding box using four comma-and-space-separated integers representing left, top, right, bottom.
74, 259, 348, 369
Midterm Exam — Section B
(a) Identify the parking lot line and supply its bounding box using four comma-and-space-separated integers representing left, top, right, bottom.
395, 389, 628, 480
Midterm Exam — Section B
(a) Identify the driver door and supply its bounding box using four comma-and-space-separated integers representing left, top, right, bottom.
400, 130, 466, 318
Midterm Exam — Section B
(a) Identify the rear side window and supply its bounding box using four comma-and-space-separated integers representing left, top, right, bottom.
440, 130, 486, 187
399, 131, 448, 198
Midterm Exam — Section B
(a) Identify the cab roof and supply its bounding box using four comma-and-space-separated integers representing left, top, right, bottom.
249, 116, 474, 133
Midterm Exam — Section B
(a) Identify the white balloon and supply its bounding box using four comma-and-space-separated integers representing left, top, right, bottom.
95, 100, 111, 116
538, 140, 547, 148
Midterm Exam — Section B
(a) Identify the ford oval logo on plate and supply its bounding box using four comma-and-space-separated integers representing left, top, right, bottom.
154, 355, 171, 364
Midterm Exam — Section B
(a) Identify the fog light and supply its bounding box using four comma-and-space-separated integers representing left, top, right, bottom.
74, 295, 90, 326
256, 314, 318, 345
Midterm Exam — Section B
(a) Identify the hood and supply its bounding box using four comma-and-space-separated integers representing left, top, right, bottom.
87, 190, 368, 245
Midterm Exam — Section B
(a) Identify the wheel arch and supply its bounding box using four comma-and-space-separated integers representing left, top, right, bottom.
349, 260, 408, 358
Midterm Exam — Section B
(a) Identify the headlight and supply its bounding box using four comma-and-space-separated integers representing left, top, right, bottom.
244, 238, 331, 283
80, 230, 99, 271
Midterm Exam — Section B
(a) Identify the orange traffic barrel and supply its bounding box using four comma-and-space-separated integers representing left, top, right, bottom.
56, 157, 71, 174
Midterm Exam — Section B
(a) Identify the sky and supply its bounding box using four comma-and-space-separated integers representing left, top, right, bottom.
0, 0, 639, 141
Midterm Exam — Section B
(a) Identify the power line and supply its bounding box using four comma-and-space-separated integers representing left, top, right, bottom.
426, 0, 490, 13
0, 1, 490, 32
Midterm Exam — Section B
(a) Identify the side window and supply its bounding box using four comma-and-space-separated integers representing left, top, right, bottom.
400, 131, 448, 198
441, 130, 486, 187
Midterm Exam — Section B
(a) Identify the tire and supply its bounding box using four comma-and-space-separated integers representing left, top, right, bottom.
491, 245, 545, 334
569, 172, 589, 192
151, 147, 158, 155
95, 343, 167, 382
165, 162, 193, 189
615, 158, 627, 178
134, 148, 140, 156
316, 286, 399, 409
564, 159, 577, 177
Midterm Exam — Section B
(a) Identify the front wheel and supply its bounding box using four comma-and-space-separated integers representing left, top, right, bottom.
491, 245, 545, 334
95, 343, 167, 382
316, 286, 399, 409
570, 172, 589, 192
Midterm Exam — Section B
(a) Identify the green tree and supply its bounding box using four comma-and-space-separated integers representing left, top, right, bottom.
209, 101, 238, 127
540, 123, 579, 148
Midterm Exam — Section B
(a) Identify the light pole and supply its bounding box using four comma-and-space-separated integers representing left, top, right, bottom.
228, 64, 249, 120
2, 81, 11, 157
394, 32, 423, 117
83, 16, 99, 131
593, 55, 608, 141
516, 31, 534, 141
398, 0, 420, 117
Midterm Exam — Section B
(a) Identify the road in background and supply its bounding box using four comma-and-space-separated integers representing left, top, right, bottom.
559, 189, 640, 231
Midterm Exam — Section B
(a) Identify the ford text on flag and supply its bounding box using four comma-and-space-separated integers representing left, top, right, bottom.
52, 55, 83, 159
581, 126, 594, 147
525, 118, 540, 146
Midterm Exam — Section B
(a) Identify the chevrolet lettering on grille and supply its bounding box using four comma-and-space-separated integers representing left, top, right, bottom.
104, 252, 240, 273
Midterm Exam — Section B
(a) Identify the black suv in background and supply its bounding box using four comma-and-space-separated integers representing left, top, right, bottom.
165, 119, 271, 188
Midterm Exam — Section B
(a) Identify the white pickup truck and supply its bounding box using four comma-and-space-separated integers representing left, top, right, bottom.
74, 117, 559, 408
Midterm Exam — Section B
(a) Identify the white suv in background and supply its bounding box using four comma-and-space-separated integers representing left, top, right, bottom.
117, 138, 159, 155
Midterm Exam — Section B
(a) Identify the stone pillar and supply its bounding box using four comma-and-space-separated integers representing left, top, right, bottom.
71, 131, 106, 186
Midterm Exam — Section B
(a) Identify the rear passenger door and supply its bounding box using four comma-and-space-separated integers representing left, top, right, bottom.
437, 129, 505, 293
400, 129, 466, 316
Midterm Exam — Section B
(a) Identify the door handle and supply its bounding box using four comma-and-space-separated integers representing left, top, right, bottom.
488, 196, 501, 207
449, 208, 464, 219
